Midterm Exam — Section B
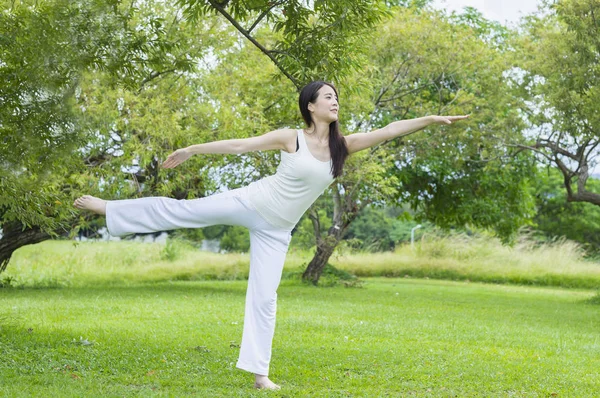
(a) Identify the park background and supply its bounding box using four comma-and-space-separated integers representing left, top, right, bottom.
1, 0, 599, 396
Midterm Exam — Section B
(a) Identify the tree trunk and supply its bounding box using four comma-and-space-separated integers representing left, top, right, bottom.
301, 184, 366, 285
0, 220, 52, 273
523, 139, 600, 207
302, 232, 342, 285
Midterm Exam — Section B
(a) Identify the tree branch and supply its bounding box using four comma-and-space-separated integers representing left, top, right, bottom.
554, 155, 575, 199
308, 208, 322, 246
378, 83, 430, 104
584, 140, 600, 166
535, 139, 579, 161
207, 0, 301, 89
331, 184, 343, 230
137, 68, 177, 93
247, 1, 284, 34
506, 143, 553, 162
439, 89, 462, 114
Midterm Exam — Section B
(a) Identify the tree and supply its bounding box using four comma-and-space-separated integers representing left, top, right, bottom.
300, 6, 536, 283
0, 0, 202, 271
513, 0, 600, 206
177, 0, 390, 88
1, 1, 536, 284
0, 0, 390, 272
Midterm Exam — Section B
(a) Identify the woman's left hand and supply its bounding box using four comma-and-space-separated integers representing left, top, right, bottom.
430, 115, 470, 125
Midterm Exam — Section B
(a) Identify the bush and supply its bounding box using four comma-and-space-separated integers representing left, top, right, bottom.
160, 238, 196, 261
0, 276, 15, 288
220, 226, 250, 252
310, 263, 363, 288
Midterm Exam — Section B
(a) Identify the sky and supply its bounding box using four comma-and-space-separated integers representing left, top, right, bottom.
431, 0, 542, 26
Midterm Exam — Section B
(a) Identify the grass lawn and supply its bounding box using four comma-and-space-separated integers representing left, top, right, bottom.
1, 277, 599, 397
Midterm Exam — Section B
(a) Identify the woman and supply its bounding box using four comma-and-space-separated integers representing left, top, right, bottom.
73, 80, 469, 390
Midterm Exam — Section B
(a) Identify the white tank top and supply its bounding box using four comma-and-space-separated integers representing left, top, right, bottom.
245, 129, 335, 229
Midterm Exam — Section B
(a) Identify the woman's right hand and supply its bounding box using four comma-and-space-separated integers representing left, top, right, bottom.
161, 147, 192, 169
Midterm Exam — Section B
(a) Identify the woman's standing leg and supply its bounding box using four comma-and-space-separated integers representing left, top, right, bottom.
235, 222, 292, 389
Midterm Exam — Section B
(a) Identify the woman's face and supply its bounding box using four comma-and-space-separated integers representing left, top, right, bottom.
308, 85, 339, 124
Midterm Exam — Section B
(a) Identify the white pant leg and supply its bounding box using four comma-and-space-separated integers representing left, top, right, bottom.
236, 220, 292, 376
106, 185, 292, 376
105, 187, 260, 237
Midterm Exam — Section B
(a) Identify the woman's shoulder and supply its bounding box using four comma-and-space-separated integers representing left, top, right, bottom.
279, 127, 298, 135
268, 127, 298, 138
278, 128, 299, 153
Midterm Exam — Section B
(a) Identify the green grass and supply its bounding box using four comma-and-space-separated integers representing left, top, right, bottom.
335, 234, 600, 289
4, 238, 600, 290
1, 278, 599, 396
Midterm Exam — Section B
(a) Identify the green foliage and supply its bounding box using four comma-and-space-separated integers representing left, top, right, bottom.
344, 207, 395, 251
532, 169, 600, 254
312, 263, 363, 288
396, 152, 536, 243
446, 5, 510, 50
0, 0, 203, 236
1, 0, 196, 172
177, 0, 391, 87
387, 0, 432, 7
291, 207, 332, 250
390, 218, 428, 243
365, 7, 536, 242
342, 206, 427, 252
171, 228, 205, 244
160, 238, 181, 262
160, 237, 198, 262
520, 0, 600, 137
0, 275, 15, 288
513, 0, 600, 207
219, 226, 250, 253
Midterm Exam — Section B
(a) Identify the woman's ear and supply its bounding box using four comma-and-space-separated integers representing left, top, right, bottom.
307, 102, 315, 113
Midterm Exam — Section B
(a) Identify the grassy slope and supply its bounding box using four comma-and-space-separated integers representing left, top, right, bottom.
3, 239, 600, 289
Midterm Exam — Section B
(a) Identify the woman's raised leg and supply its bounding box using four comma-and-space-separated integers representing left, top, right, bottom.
73, 188, 257, 237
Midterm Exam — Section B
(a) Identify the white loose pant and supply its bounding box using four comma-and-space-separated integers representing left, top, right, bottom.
105, 186, 293, 376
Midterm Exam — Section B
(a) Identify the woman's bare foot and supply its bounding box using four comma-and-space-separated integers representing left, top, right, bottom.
254, 374, 281, 390
73, 195, 107, 215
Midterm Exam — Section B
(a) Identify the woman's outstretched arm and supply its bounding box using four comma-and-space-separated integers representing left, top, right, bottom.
161, 128, 296, 169
345, 115, 470, 154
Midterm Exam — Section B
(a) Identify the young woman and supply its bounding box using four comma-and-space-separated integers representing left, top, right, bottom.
73, 80, 469, 390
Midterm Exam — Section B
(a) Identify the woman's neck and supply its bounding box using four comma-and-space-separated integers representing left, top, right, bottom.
304, 121, 329, 143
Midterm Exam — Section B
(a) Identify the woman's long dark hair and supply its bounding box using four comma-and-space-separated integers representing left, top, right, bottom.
298, 81, 348, 178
